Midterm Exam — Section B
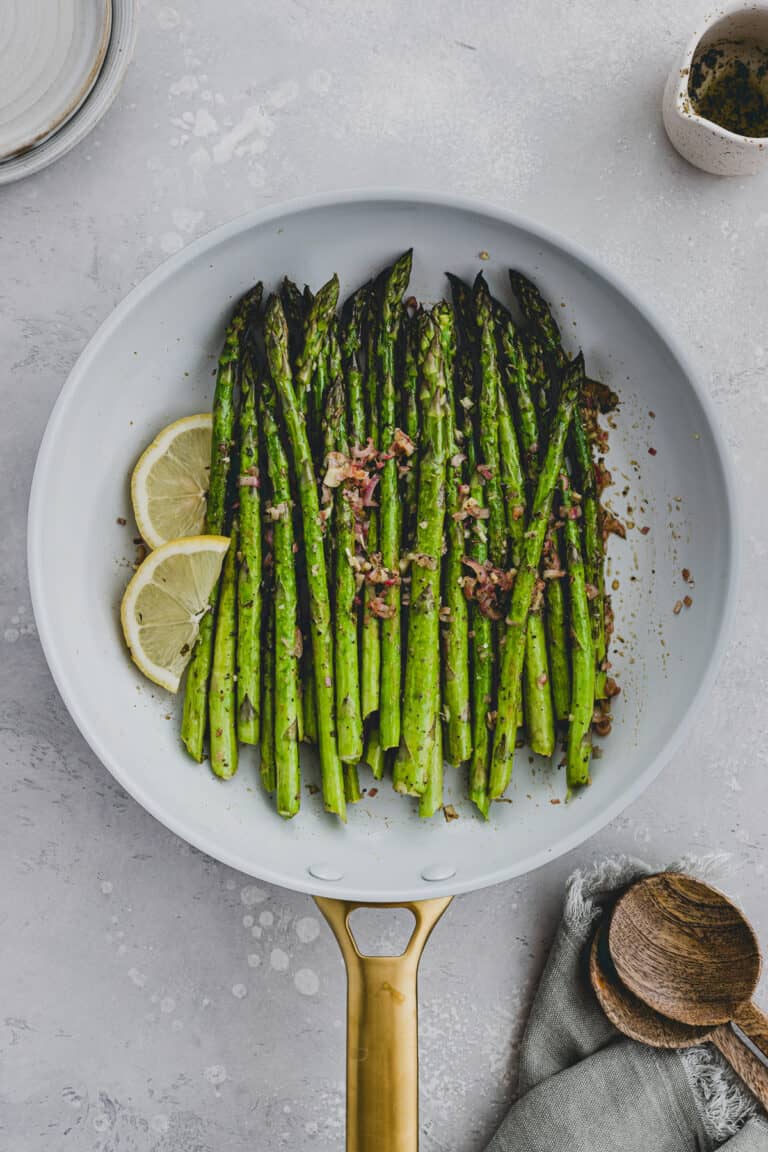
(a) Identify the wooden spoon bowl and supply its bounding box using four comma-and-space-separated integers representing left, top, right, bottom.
609, 873, 760, 1025
590, 923, 712, 1047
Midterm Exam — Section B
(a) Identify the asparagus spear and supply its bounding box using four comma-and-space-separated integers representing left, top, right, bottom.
435, 302, 471, 767
543, 524, 571, 724
497, 314, 555, 757
418, 711, 444, 819
474, 276, 508, 568
394, 310, 447, 796
377, 250, 413, 752
281, 279, 313, 737
236, 345, 263, 746
265, 294, 346, 821
572, 408, 607, 699
361, 284, 381, 724
209, 535, 238, 778
400, 309, 421, 541
562, 476, 595, 788
462, 351, 492, 818
261, 384, 301, 818
341, 283, 369, 450
509, 270, 607, 700
181, 285, 260, 762
489, 355, 582, 798
326, 324, 364, 770
290, 280, 339, 748
522, 332, 571, 722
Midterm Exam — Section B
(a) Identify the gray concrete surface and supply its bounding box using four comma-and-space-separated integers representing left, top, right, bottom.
2, 2, 767, 1148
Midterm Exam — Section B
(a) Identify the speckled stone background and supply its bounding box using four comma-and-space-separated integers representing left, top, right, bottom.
3, 2, 767, 1148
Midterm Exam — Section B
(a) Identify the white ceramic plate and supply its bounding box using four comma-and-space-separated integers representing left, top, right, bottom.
28, 192, 738, 902
0, 0, 111, 161
0, 0, 135, 185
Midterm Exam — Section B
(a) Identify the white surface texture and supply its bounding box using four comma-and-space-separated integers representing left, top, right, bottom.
2, 2, 768, 1150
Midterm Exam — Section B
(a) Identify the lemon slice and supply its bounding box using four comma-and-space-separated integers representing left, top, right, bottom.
121, 535, 230, 692
131, 414, 212, 549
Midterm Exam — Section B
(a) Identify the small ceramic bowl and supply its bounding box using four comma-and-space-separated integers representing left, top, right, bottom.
663, 3, 768, 175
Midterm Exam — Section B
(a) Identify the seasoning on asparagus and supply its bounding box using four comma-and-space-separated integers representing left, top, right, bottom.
435, 302, 471, 767
489, 355, 582, 798
377, 249, 413, 752
562, 475, 595, 788
264, 293, 346, 821
394, 309, 447, 797
325, 323, 364, 772
181, 284, 261, 762
400, 308, 421, 542
474, 275, 507, 568
260, 602, 276, 795
461, 350, 492, 818
361, 283, 381, 726
236, 343, 263, 746
209, 535, 238, 778
261, 382, 301, 818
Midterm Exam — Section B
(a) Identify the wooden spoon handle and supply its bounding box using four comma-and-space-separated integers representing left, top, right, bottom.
712, 1007, 768, 1110
733, 1001, 768, 1065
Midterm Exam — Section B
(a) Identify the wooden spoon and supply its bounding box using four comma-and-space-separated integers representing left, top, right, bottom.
609, 873, 768, 1096
590, 921, 768, 1108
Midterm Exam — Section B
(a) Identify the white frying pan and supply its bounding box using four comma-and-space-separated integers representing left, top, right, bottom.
28, 192, 737, 1151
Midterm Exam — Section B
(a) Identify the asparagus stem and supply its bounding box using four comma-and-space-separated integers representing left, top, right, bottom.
340, 285, 370, 794
418, 712, 444, 819
489, 355, 582, 799
361, 285, 381, 722
510, 270, 607, 700
572, 410, 607, 699
394, 310, 447, 796
562, 477, 595, 788
400, 309, 421, 543
498, 314, 555, 757
260, 601, 276, 794
265, 294, 346, 821
262, 385, 301, 819
377, 250, 413, 751
302, 672, 318, 744
544, 525, 571, 723
326, 323, 364, 767
362, 723, 385, 780
474, 276, 508, 568
181, 286, 261, 762
209, 534, 238, 778
462, 352, 492, 818
435, 303, 471, 767
345, 763, 362, 804
236, 346, 263, 746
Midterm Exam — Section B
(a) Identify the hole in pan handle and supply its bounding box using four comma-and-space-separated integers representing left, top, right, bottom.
315, 896, 452, 1152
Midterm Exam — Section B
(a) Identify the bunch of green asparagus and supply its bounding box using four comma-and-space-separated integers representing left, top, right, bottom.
179, 253, 620, 821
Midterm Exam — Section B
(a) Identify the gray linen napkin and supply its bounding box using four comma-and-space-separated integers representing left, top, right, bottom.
487, 856, 768, 1152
